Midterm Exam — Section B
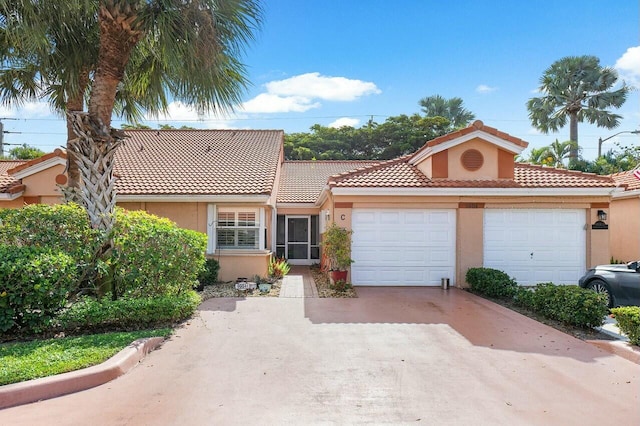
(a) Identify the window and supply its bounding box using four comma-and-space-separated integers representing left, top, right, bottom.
216, 210, 259, 249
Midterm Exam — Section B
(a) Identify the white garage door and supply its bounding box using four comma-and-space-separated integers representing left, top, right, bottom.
483, 209, 586, 286
351, 209, 456, 286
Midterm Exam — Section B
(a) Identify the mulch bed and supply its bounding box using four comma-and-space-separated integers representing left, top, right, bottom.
309, 266, 357, 298
198, 280, 281, 300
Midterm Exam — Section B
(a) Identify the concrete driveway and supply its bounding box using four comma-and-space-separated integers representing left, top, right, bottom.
1, 288, 639, 425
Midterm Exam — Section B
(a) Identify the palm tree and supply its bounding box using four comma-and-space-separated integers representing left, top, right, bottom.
543, 139, 577, 168
418, 95, 476, 129
0, 1, 260, 198
0, 0, 262, 289
527, 55, 630, 159
521, 146, 553, 166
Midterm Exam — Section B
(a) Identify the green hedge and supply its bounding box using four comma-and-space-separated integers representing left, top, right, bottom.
0, 245, 79, 334
111, 209, 207, 297
466, 267, 518, 299
53, 291, 202, 334
611, 306, 640, 345
514, 283, 608, 328
0, 203, 100, 267
467, 267, 609, 329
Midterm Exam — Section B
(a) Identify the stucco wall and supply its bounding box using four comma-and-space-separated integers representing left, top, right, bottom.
0, 198, 24, 208
610, 197, 640, 261
447, 138, 499, 180
21, 165, 65, 198
213, 251, 270, 282
456, 207, 484, 287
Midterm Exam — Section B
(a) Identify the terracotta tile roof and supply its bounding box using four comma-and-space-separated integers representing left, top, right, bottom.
410, 120, 529, 161
0, 160, 26, 194
113, 130, 283, 196
610, 170, 640, 191
7, 149, 66, 175
328, 158, 617, 189
514, 163, 616, 188
278, 160, 378, 203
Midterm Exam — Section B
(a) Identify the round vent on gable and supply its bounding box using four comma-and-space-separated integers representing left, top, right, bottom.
461, 149, 484, 171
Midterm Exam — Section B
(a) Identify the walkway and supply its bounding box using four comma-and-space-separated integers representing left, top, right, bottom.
279, 265, 318, 298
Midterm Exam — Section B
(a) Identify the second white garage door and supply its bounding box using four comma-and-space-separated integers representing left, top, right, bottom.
351, 209, 456, 286
484, 209, 586, 286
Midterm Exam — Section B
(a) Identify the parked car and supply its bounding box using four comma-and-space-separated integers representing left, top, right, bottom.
579, 261, 640, 308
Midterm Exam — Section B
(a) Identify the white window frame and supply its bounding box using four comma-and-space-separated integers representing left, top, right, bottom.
207, 205, 265, 253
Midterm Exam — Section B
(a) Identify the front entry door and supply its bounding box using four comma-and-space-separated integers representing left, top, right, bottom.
287, 216, 309, 265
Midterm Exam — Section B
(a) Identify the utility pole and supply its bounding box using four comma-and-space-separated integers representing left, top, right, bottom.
0, 118, 21, 158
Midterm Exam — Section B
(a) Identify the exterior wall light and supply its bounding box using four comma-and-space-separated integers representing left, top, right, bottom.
597, 210, 607, 222
592, 210, 608, 230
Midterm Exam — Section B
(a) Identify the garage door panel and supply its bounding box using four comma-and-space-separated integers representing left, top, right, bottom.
404, 211, 427, 224
428, 211, 452, 224
352, 209, 455, 286
379, 211, 401, 224
428, 229, 451, 242
484, 209, 586, 286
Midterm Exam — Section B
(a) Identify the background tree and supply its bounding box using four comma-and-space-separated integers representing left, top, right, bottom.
6, 144, 46, 160
543, 139, 577, 168
527, 55, 630, 160
520, 146, 554, 166
284, 115, 449, 160
418, 95, 475, 130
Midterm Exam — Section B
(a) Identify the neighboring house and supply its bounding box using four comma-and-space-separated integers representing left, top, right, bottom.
0, 121, 622, 286
610, 170, 640, 261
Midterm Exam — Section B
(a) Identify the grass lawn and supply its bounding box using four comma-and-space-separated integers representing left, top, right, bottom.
0, 329, 172, 386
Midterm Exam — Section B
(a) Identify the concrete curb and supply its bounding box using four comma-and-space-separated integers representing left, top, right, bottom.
585, 339, 640, 365
0, 336, 164, 410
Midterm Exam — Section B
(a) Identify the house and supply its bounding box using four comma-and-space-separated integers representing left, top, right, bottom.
0, 121, 622, 285
610, 170, 640, 261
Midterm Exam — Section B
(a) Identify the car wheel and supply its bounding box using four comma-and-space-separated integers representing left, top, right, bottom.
588, 279, 613, 308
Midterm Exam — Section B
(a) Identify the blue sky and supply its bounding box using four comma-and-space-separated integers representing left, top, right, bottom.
1, 0, 639, 160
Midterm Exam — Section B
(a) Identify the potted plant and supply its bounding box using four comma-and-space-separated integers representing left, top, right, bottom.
322, 222, 354, 282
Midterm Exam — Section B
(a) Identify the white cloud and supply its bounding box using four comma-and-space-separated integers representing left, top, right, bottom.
527, 127, 542, 135
328, 117, 360, 128
240, 72, 381, 114
476, 84, 498, 94
242, 93, 320, 113
149, 101, 239, 129
265, 72, 381, 101
615, 46, 640, 88
0, 101, 54, 118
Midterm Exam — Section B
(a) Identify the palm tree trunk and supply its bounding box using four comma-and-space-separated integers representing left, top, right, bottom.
67, 2, 144, 295
62, 69, 90, 204
569, 113, 579, 159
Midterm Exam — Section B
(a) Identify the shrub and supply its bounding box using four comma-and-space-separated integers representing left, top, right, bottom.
198, 258, 220, 285
0, 245, 78, 334
111, 209, 207, 297
611, 306, 640, 345
513, 286, 535, 309
528, 283, 607, 328
466, 267, 518, 299
268, 256, 290, 279
53, 291, 201, 334
0, 203, 101, 270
